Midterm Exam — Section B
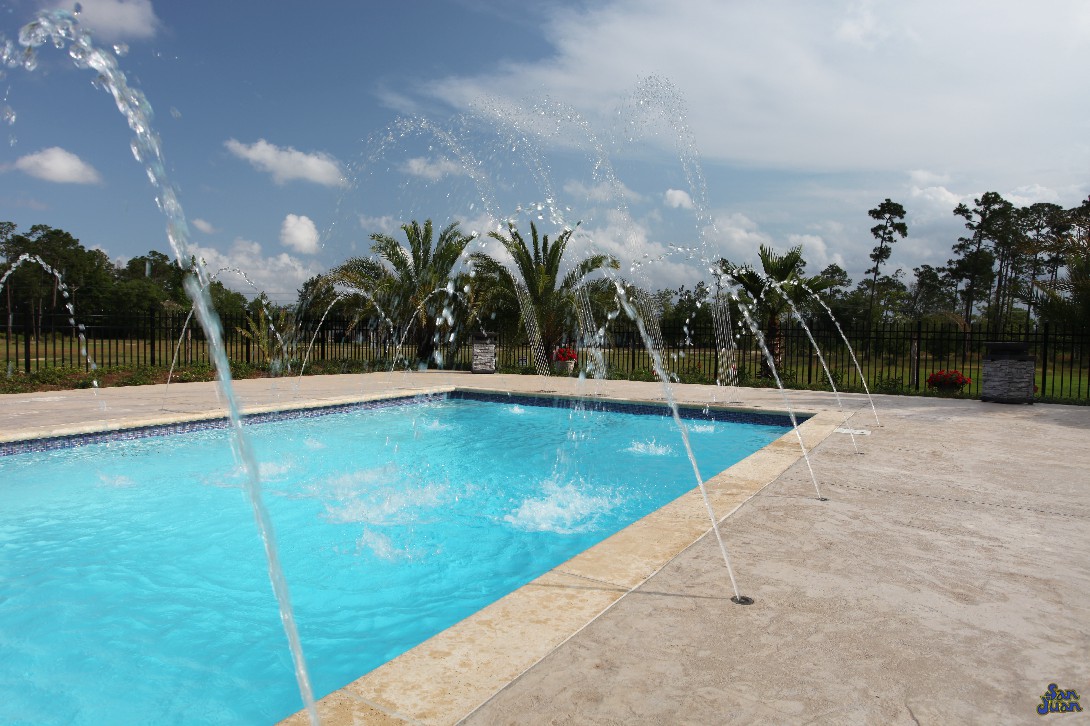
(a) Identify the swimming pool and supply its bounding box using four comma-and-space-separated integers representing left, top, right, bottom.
0, 392, 794, 724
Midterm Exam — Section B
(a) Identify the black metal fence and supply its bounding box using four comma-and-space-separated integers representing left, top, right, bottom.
3, 310, 1088, 402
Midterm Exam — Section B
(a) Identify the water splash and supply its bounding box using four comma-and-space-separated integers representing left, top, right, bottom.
165, 266, 294, 388
798, 279, 881, 427
503, 476, 614, 534
14, 11, 319, 722
0, 252, 99, 387
626, 439, 674, 456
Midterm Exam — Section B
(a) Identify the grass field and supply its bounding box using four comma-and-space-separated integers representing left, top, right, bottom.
3, 332, 1088, 403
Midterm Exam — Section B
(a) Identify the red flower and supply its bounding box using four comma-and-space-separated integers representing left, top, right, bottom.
553, 346, 577, 362
926, 369, 970, 389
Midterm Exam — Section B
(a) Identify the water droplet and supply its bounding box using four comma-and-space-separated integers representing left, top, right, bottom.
1, 106, 14, 126
21, 48, 38, 73
170, 106, 181, 119
113, 43, 129, 57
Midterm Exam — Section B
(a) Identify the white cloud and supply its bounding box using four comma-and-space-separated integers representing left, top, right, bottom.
786, 233, 843, 272
664, 189, 693, 209
908, 170, 951, 188
280, 214, 319, 254
704, 213, 773, 268
908, 183, 967, 222
562, 179, 646, 205
447, 211, 502, 253
56, 0, 159, 41
191, 218, 217, 234
569, 210, 695, 290
357, 214, 399, 235
423, 0, 1090, 182
13, 147, 101, 184
189, 239, 321, 302
402, 156, 466, 181
224, 139, 345, 187
1006, 184, 1062, 207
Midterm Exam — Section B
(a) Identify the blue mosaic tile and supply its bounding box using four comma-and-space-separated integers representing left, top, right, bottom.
0, 392, 445, 457
450, 390, 802, 428
1, 389, 801, 457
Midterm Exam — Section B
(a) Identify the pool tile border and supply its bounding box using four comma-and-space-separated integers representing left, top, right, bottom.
451, 389, 804, 428
1, 389, 803, 458
0, 392, 447, 456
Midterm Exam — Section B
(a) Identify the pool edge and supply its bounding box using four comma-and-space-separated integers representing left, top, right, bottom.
277, 392, 850, 726
0, 385, 459, 451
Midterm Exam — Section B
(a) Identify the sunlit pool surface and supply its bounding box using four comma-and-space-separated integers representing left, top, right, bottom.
0, 394, 792, 724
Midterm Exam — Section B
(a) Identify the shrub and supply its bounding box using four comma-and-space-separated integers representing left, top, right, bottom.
675, 368, 716, 385
870, 373, 906, 395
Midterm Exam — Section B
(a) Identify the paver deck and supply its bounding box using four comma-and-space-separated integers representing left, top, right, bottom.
3, 371, 1087, 725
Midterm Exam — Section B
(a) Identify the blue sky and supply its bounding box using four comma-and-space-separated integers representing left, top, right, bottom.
1, 0, 1088, 303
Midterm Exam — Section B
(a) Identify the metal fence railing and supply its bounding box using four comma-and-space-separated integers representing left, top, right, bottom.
3, 311, 1088, 401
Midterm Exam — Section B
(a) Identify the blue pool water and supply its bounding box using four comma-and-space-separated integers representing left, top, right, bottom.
0, 394, 791, 724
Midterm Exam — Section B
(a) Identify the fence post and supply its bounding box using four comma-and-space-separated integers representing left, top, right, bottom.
148, 305, 156, 367
1041, 323, 1049, 396
23, 306, 32, 373
806, 321, 813, 385
913, 319, 922, 391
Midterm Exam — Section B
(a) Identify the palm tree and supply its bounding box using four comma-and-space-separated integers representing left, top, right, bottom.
329, 220, 473, 365
470, 222, 618, 371
720, 244, 834, 377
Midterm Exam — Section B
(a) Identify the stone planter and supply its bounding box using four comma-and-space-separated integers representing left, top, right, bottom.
471, 333, 496, 374
982, 341, 1034, 404
554, 360, 575, 375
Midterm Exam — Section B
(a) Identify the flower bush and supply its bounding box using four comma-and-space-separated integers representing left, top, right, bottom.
553, 346, 577, 362
926, 369, 971, 390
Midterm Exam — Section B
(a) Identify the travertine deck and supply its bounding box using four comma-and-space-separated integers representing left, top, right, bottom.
4, 371, 1087, 724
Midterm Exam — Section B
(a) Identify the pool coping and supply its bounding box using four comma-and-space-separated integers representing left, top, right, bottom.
274, 387, 850, 725
0, 386, 802, 455
1, 381, 847, 725
0, 385, 460, 447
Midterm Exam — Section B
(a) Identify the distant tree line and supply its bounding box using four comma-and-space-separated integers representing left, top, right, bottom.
651, 194, 1090, 341
1, 222, 250, 338
5, 189, 1088, 372
803, 194, 1090, 335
